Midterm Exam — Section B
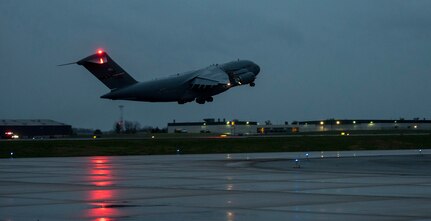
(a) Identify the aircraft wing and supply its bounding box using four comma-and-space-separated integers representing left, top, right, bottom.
190, 67, 229, 87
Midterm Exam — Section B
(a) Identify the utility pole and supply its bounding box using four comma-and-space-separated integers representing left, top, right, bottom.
119, 105, 124, 133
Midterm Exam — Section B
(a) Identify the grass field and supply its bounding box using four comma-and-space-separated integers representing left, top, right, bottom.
1, 134, 430, 158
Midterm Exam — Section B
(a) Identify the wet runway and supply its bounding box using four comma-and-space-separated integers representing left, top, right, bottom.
1, 149, 430, 221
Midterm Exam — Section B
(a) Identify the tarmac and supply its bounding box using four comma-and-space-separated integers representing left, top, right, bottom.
0, 149, 430, 221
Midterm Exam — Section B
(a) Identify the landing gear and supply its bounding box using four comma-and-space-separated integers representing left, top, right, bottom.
196, 98, 205, 104
195, 97, 213, 104
250, 82, 255, 87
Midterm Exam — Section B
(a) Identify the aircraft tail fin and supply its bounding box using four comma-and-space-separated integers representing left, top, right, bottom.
77, 50, 138, 90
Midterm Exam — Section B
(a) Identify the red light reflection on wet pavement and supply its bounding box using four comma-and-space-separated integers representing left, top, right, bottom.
86, 157, 119, 221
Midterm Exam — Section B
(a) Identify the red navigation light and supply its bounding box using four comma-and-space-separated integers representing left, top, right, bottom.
97, 49, 104, 55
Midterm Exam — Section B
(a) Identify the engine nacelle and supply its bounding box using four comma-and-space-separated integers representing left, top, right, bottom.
234, 68, 249, 75
236, 72, 256, 85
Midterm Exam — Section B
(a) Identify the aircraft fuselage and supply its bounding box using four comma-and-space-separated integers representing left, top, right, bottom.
101, 71, 229, 103
71, 51, 260, 104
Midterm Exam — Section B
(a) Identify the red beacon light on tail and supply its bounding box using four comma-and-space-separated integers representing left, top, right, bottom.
96, 49, 106, 64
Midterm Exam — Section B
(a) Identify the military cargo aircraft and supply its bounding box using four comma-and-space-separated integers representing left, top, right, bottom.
61, 50, 260, 104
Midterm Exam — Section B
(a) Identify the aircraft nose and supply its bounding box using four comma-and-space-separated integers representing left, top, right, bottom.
252, 63, 260, 75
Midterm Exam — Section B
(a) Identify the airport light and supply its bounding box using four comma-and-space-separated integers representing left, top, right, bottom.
336, 121, 340, 125
226, 121, 230, 125
320, 121, 324, 125
246, 121, 249, 125
414, 125, 418, 129
294, 159, 300, 168
227, 184, 233, 191
353, 121, 356, 124
230, 121, 235, 136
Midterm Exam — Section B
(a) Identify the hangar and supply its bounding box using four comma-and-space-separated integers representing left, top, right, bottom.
0, 119, 72, 139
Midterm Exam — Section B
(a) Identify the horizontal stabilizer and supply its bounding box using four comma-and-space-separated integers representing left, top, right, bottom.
58, 62, 76, 66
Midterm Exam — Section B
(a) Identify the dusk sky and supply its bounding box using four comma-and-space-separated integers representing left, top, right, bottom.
1, 0, 430, 130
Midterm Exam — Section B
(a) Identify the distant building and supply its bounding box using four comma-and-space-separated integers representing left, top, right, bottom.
0, 119, 72, 138
257, 125, 299, 135
169, 118, 431, 135
167, 118, 258, 135
258, 119, 431, 134
168, 118, 431, 135
291, 119, 431, 132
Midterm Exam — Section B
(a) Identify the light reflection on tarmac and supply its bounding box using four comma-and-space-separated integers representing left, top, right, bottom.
0, 149, 430, 221
87, 157, 118, 221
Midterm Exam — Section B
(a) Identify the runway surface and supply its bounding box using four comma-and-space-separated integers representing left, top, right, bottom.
1, 149, 430, 221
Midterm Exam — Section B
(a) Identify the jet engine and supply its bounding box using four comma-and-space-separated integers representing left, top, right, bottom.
236, 72, 256, 85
